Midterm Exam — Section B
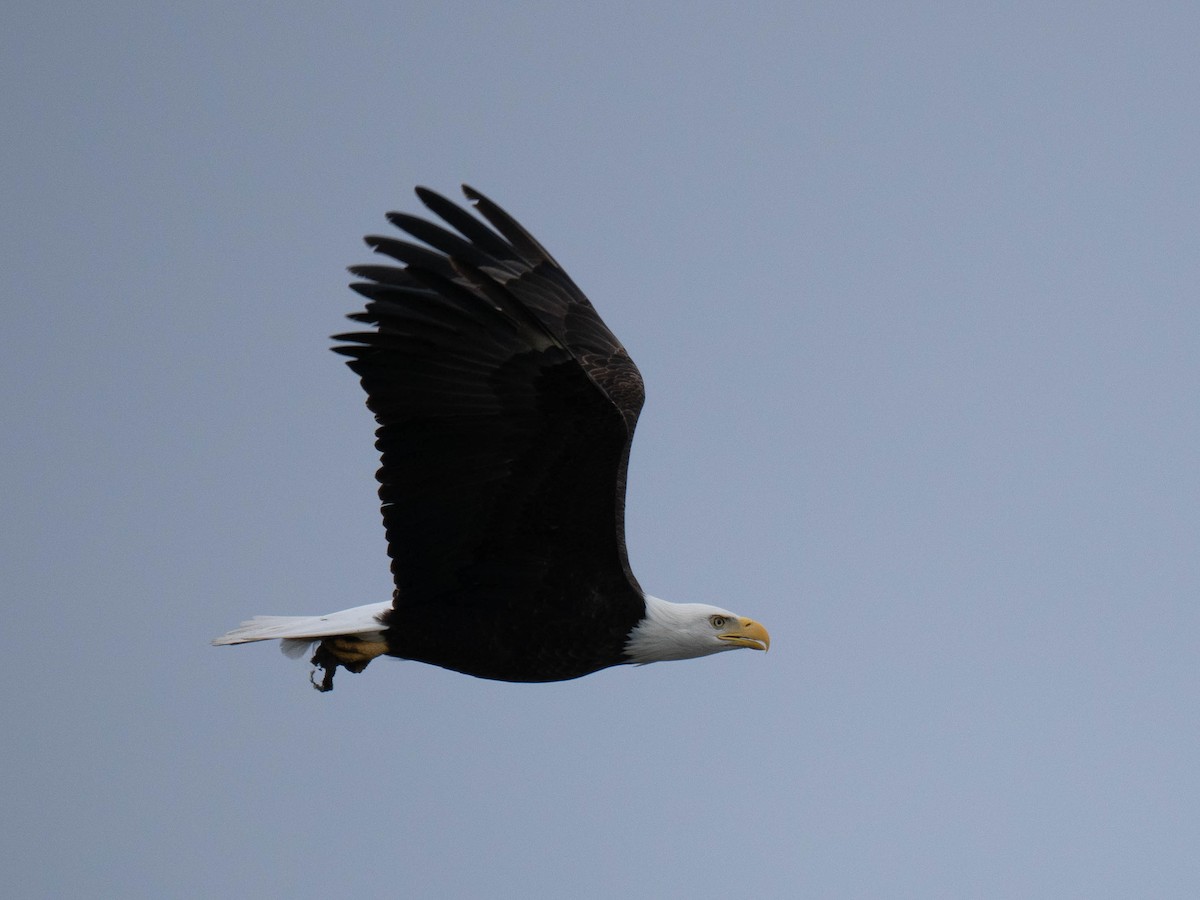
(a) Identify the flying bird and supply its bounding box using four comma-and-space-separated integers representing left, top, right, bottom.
213, 186, 769, 691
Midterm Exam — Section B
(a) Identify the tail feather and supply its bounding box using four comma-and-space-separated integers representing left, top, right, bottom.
280, 638, 316, 659
212, 601, 391, 647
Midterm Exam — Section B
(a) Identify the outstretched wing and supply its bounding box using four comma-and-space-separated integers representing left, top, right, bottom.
333, 186, 645, 616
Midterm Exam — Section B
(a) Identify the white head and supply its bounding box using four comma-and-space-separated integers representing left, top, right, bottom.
624, 595, 770, 665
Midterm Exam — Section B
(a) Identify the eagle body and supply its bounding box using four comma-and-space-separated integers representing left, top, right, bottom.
214, 186, 768, 690
385, 579, 643, 683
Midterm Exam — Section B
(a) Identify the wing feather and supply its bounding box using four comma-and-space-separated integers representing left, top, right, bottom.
335, 187, 646, 616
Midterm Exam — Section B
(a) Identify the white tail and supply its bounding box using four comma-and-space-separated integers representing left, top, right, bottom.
212, 601, 392, 657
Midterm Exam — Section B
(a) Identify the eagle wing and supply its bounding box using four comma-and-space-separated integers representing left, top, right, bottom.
333, 186, 645, 619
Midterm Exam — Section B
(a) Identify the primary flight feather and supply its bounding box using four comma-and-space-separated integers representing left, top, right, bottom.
213, 185, 769, 691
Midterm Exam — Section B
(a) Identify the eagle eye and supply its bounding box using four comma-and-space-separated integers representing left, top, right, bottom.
709, 615, 728, 629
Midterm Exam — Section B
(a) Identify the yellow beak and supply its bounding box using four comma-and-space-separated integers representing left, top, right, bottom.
717, 617, 770, 652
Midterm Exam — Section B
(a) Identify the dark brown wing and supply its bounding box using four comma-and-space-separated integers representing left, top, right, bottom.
333, 186, 645, 625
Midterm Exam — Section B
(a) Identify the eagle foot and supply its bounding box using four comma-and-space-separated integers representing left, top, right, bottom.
309, 636, 387, 692
310, 663, 337, 692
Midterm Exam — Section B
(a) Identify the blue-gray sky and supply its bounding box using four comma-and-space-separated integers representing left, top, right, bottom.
4, 2, 1199, 897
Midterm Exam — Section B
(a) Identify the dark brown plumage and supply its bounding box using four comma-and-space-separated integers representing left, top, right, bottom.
330, 186, 648, 683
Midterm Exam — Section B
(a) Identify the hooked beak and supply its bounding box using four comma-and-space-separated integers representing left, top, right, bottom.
717, 617, 770, 652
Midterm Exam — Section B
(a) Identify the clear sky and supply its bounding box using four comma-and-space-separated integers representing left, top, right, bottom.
4, 2, 1199, 897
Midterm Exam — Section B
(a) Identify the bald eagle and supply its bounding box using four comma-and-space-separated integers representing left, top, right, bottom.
213, 186, 769, 691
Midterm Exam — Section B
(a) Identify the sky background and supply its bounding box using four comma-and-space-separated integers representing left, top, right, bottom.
4, 2, 1199, 897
